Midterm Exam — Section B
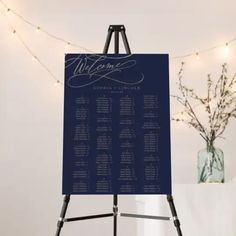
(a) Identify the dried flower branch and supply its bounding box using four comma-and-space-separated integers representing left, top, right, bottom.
172, 62, 236, 145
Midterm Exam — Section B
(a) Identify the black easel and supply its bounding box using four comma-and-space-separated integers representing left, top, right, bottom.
55, 25, 182, 236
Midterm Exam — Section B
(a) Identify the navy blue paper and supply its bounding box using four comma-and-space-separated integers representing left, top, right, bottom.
63, 54, 171, 194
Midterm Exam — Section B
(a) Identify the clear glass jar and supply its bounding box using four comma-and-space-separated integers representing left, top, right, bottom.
198, 144, 224, 183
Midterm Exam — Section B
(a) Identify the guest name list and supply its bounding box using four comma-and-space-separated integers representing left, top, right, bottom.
63, 54, 171, 194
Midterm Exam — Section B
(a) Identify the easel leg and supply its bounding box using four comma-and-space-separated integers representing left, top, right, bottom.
113, 195, 118, 236
120, 28, 131, 54
55, 195, 71, 236
103, 27, 113, 53
167, 195, 183, 236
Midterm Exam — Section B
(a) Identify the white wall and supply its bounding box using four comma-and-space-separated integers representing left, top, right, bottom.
1, 0, 236, 235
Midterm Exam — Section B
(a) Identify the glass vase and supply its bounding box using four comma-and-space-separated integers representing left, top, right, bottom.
198, 144, 224, 183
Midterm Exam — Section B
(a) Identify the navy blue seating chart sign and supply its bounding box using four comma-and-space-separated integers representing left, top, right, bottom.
63, 54, 171, 195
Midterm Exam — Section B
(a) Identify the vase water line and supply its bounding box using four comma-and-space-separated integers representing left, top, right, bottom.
198, 143, 224, 183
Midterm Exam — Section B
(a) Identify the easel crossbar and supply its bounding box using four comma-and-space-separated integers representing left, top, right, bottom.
64, 213, 114, 222
64, 212, 171, 223
120, 213, 171, 221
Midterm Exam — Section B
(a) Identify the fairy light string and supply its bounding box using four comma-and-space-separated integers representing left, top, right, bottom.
1, 0, 236, 60
1, 0, 236, 106
0, 0, 93, 53
0, 9, 62, 85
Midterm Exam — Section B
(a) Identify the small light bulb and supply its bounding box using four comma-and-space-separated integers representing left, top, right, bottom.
196, 52, 200, 60
179, 112, 187, 120
32, 56, 37, 61
35, 26, 41, 33
65, 42, 70, 49
12, 29, 16, 36
230, 82, 236, 93
223, 42, 229, 55
54, 80, 60, 86
209, 98, 217, 109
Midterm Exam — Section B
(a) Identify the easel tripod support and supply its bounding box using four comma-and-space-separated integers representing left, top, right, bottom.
55, 25, 183, 236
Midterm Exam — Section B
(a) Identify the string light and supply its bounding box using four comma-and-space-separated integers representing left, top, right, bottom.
1, 0, 236, 59
1, 5, 233, 118
11, 29, 16, 36
1, 0, 236, 90
31, 56, 37, 61
195, 52, 200, 60
180, 112, 187, 119
223, 42, 229, 55
54, 80, 61, 86
172, 40, 236, 60
0, 0, 93, 52
172, 102, 204, 122
172, 111, 188, 121
0, 9, 62, 86
65, 42, 70, 50
35, 26, 41, 33
208, 98, 216, 109
1, 1, 235, 126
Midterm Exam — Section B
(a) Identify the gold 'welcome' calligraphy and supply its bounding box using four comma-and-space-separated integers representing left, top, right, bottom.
65, 54, 144, 88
